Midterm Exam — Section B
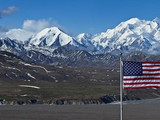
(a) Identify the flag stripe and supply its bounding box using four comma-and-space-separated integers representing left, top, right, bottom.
143, 71, 160, 73
124, 80, 160, 82
124, 84, 160, 87
123, 79, 160, 83
124, 75, 160, 79
124, 86, 160, 89
143, 69, 160, 71
142, 62, 160, 64
124, 78, 160, 81
143, 73, 160, 76
123, 61, 160, 89
124, 82, 160, 85
143, 66, 160, 69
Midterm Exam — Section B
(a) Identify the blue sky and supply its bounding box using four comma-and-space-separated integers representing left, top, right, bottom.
1, 0, 160, 37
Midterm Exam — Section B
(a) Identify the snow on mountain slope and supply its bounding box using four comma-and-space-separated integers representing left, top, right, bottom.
28, 27, 77, 47
76, 33, 96, 51
77, 33, 92, 45
90, 18, 160, 54
0, 37, 25, 51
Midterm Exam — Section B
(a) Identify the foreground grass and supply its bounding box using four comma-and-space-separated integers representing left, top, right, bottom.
0, 79, 119, 102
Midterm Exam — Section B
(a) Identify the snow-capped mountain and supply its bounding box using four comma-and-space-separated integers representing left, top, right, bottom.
90, 18, 160, 54
25, 18, 160, 55
1, 18, 160, 68
27, 27, 78, 48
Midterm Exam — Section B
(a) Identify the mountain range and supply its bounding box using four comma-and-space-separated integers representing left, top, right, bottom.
1, 18, 160, 103
1, 18, 160, 68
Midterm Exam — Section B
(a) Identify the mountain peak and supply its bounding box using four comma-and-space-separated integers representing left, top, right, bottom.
77, 33, 92, 39
77, 33, 86, 38
36, 27, 62, 38
153, 17, 160, 21
153, 17, 160, 24
76, 33, 93, 45
27, 27, 74, 47
90, 17, 160, 54
125, 18, 140, 24
116, 18, 142, 30
45, 27, 62, 32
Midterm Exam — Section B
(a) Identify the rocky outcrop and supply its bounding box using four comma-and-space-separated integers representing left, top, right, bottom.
48, 94, 138, 105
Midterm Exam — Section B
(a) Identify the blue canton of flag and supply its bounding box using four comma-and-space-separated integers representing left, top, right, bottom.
123, 61, 142, 76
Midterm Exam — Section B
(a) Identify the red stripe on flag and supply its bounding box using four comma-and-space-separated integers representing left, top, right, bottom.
143, 69, 160, 71
142, 62, 160, 64
124, 86, 160, 89
123, 78, 160, 81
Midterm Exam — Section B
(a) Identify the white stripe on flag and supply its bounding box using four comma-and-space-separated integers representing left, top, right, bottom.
124, 75, 160, 79
123, 80, 160, 83
143, 67, 160, 69
124, 84, 160, 87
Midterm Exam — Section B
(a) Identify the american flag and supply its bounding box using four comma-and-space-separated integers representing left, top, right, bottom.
123, 61, 160, 89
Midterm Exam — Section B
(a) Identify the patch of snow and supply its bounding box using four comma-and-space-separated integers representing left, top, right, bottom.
20, 94, 28, 97
19, 61, 52, 73
6, 74, 12, 79
26, 72, 36, 79
2, 66, 21, 71
11, 72, 18, 77
55, 80, 58, 83
52, 54, 67, 58
49, 76, 56, 80
19, 85, 40, 89
57, 66, 63, 69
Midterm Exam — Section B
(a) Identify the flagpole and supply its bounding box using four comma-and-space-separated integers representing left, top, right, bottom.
120, 52, 123, 120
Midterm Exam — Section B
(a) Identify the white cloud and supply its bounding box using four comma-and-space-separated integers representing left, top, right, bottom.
1, 19, 53, 41
23, 19, 52, 33
0, 18, 71, 41
5, 29, 33, 41
0, 6, 18, 18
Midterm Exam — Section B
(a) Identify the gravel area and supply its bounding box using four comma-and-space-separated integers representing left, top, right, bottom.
0, 100, 160, 120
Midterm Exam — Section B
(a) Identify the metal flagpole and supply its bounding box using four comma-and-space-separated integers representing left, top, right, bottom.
120, 53, 123, 120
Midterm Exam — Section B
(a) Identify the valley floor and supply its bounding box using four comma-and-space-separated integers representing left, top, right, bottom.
0, 99, 160, 120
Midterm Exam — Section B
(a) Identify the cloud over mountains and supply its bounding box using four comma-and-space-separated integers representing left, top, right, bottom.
0, 6, 18, 18
23, 19, 52, 33
1, 19, 55, 41
0, 6, 71, 41
0, 6, 55, 41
